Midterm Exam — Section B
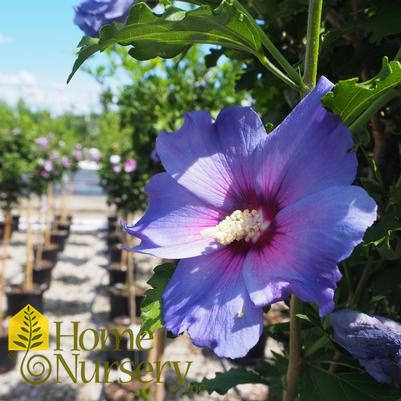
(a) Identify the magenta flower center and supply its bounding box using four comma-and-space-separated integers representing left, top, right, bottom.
202, 209, 270, 245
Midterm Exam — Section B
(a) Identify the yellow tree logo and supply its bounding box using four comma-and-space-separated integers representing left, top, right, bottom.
8, 304, 49, 351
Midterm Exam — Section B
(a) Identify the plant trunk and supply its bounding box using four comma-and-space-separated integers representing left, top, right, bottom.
24, 196, 34, 292
125, 213, 136, 325
44, 184, 53, 247
0, 208, 13, 320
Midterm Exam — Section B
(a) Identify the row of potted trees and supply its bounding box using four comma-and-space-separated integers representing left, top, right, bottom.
0, 130, 82, 373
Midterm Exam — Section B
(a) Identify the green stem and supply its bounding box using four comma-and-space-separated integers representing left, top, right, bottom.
259, 32, 305, 90
257, 54, 299, 90
302, 0, 324, 95
282, 295, 302, 401
282, 2, 323, 401
349, 88, 401, 133
233, 0, 304, 90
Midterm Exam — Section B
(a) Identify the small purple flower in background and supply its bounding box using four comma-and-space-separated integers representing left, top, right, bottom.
74, 0, 135, 38
35, 136, 49, 149
62, 156, 71, 169
43, 160, 53, 173
330, 309, 401, 387
123, 77, 377, 358
89, 147, 102, 162
113, 164, 122, 173
123, 158, 137, 173
50, 150, 60, 161
73, 144, 83, 161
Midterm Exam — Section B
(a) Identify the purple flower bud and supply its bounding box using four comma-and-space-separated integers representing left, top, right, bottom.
74, 0, 135, 38
330, 309, 401, 387
123, 158, 137, 173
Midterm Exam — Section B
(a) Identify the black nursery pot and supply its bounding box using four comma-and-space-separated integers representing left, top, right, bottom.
5, 285, 44, 317
12, 214, 20, 232
56, 222, 71, 236
107, 283, 144, 320
106, 317, 148, 365
106, 263, 128, 286
0, 332, 17, 373
32, 260, 54, 290
50, 230, 69, 252
109, 245, 123, 264
34, 243, 59, 267
106, 233, 121, 250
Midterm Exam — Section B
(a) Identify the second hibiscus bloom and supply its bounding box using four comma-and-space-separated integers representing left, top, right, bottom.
124, 77, 377, 358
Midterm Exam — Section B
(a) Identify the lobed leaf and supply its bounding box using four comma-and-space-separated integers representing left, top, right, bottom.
322, 58, 401, 126
198, 361, 272, 394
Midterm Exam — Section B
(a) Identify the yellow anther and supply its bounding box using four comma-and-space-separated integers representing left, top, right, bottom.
237, 310, 245, 318
202, 209, 266, 245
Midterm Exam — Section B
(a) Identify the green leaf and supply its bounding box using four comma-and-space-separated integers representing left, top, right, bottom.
300, 365, 401, 401
68, 0, 262, 82
30, 342, 43, 349
140, 263, 175, 333
322, 58, 401, 126
18, 334, 28, 342
13, 341, 27, 349
21, 327, 29, 333
199, 365, 270, 394
32, 327, 40, 333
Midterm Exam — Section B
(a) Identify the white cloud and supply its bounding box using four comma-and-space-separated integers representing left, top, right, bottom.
0, 33, 14, 44
0, 70, 102, 115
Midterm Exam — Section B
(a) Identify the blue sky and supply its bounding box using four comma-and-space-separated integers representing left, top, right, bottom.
0, 1, 103, 114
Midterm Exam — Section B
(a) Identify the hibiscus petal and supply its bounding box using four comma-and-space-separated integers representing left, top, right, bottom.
243, 186, 377, 316
156, 107, 266, 211
123, 173, 223, 258
163, 249, 263, 358
253, 76, 357, 208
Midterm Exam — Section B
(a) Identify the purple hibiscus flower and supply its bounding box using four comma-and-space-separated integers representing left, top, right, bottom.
74, 0, 135, 38
330, 309, 401, 386
124, 158, 137, 173
123, 77, 377, 358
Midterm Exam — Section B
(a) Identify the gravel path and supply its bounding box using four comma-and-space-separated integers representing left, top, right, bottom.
0, 193, 271, 401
